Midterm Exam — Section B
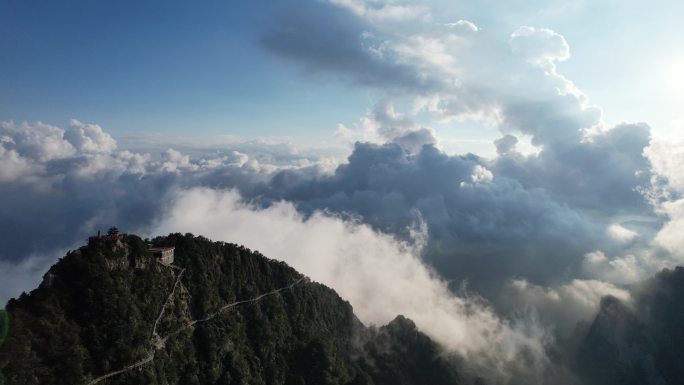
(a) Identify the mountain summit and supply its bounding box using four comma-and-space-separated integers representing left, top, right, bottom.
0, 232, 460, 385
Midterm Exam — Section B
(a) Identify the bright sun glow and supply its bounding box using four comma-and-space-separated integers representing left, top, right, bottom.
663, 56, 684, 93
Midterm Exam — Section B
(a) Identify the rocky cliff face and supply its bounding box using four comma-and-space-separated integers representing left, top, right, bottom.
575, 296, 662, 385
575, 267, 684, 385
0, 233, 461, 385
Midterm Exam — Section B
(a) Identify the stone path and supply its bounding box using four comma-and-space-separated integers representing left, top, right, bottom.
86, 263, 306, 384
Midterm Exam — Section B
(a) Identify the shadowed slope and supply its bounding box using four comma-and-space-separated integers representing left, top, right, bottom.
0, 232, 461, 385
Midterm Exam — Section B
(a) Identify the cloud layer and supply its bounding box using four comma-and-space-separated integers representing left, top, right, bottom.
153, 187, 552, 384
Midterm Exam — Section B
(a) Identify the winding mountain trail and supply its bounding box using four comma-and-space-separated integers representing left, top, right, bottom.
162, 277, 307, 342
85, 352, 155, 385
85, 263, 306, 385
151, 266, 185, 340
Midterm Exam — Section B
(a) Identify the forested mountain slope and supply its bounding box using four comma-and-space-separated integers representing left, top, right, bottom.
0, 232, 460, 385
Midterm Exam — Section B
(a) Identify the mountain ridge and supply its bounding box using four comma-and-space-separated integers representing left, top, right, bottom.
0, 232, 461, 385
575, 267, 684, 385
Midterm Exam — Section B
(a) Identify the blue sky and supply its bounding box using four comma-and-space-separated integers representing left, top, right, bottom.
2, 0, 682, 153
0, 0, 371, 142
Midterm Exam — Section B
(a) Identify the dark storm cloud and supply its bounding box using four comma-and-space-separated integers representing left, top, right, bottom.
260, 1, 438, 92
492, 122, 653, 214
233, 136, 648, 295
259, 2, 605, 155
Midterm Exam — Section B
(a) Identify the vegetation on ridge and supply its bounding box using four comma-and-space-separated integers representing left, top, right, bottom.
0, 232, 461, 385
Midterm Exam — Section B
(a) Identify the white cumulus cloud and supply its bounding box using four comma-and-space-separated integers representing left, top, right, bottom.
152, 187, 550, 383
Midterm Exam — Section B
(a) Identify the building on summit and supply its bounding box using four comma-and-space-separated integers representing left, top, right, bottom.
149, 246, 175, 265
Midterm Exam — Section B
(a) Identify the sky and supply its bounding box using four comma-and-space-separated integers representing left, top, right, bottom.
2, 0, 683, 153
2, 1, 684, 383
